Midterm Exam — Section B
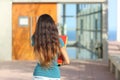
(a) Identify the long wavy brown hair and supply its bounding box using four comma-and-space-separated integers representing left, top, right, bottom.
33, 14, 61, 68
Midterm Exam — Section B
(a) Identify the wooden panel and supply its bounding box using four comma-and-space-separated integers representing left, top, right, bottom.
12, 3, 57, 60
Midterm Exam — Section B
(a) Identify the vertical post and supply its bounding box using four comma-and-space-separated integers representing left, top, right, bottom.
76, 4, 80, 59
62, 4, 66, 35
76, 4, 79, 42
57, 4, 62, 35
102, 0, 108, 63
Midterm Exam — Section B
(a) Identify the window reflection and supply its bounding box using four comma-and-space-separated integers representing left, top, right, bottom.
59, 4, 102, 59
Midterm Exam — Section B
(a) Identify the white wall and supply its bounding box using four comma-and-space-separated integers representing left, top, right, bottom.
0, 1, 12, 61
117, 0, 120, 41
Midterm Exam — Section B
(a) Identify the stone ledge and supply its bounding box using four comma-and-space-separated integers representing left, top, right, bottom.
109, 54, 120, 80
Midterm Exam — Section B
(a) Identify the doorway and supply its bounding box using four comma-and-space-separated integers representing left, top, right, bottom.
12, 3, 57, 60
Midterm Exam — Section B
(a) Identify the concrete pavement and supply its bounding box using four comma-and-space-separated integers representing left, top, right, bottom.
0, 60, 115, 80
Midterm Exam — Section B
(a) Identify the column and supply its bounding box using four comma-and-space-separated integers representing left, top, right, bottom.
0, 1, 12, 61
102, 0, 108, 63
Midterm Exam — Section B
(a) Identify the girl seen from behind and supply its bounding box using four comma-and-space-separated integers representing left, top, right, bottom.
32, 14, 70, 80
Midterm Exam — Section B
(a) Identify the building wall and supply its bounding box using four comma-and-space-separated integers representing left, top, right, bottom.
117, 0, 120, 41
0, 1, 12, 61
0, 0, 108, 62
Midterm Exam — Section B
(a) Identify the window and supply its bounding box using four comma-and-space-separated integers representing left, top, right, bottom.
19, 16, 29, 27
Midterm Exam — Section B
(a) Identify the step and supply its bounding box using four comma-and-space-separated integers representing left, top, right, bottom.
108, 50, 120, 54
108, 41, 120, 46
108, 46, 120, 50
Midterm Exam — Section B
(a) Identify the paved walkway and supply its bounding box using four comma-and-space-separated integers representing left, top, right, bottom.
0, 60, 115, 80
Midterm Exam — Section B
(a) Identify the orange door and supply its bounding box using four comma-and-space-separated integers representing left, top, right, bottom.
12, 3, 57, 60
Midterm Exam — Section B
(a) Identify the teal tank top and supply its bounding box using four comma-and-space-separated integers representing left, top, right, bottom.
33, 38, 64, 78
